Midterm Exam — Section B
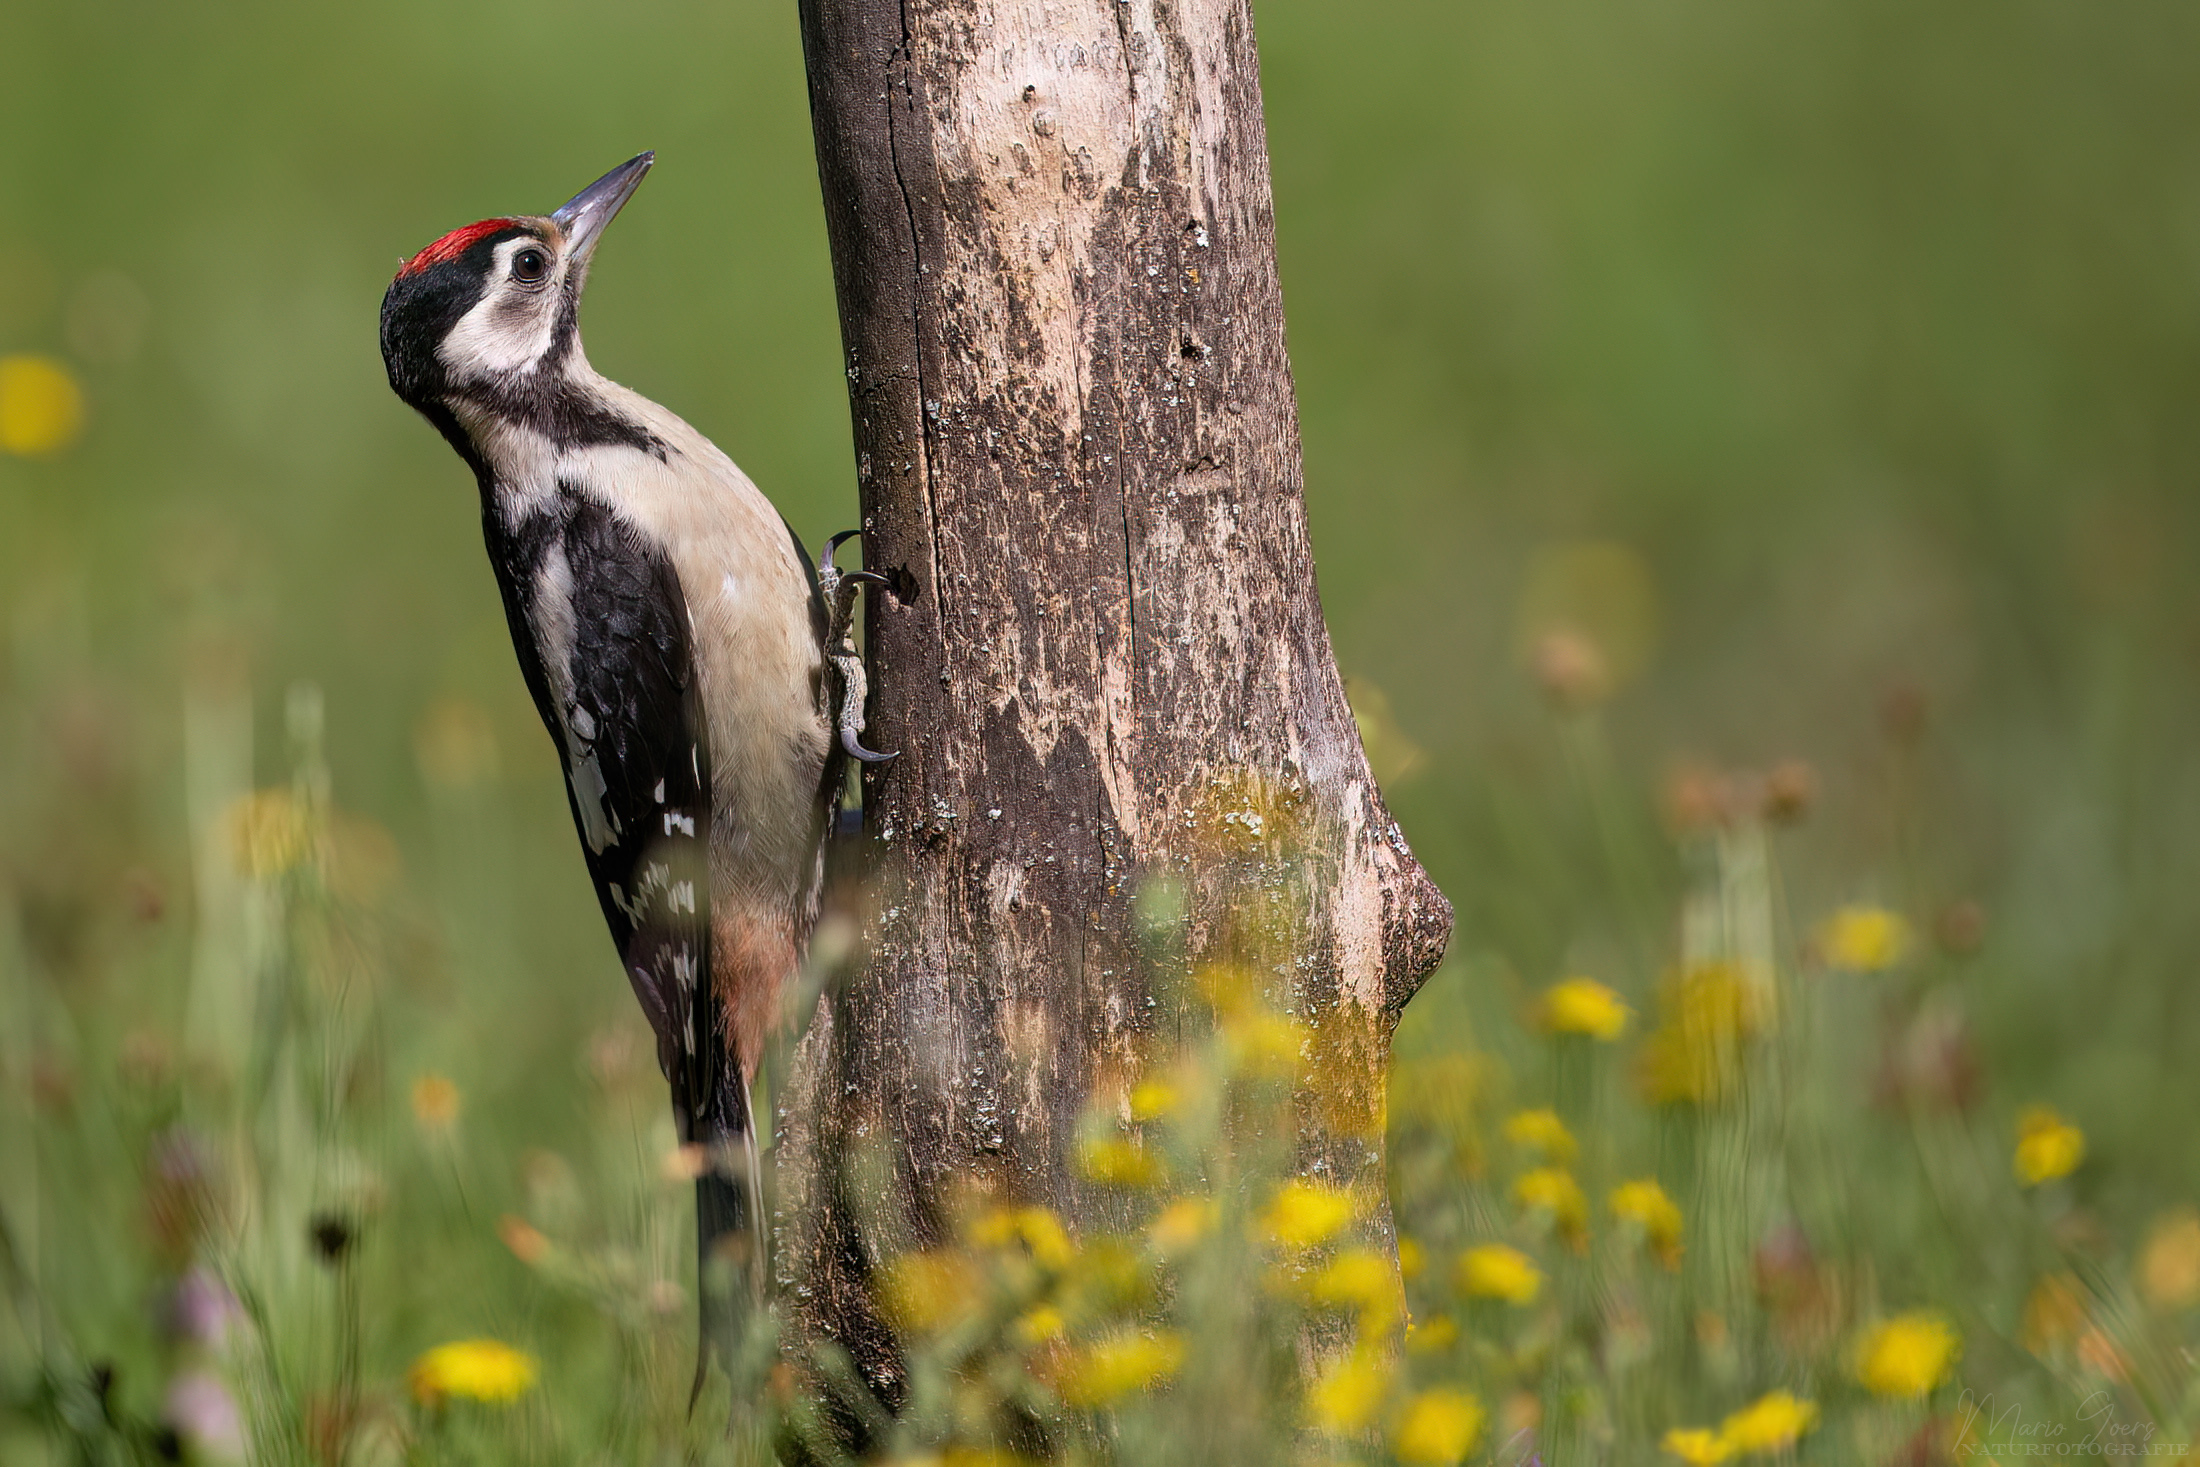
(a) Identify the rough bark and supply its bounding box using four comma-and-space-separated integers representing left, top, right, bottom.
782, 0, 1453, 1411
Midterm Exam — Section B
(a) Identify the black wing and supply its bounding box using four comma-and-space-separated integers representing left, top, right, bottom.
483, 488, 726, 1136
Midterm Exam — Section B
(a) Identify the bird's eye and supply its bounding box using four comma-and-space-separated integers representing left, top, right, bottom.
511, 248, 549, 282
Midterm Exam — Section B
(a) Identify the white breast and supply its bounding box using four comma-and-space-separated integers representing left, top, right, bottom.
558, 378, 832, 908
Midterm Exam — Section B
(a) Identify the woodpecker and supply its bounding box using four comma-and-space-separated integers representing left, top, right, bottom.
378, 154, 885, 1367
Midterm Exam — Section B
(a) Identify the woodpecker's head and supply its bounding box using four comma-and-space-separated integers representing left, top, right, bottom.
380, 153, 652, 415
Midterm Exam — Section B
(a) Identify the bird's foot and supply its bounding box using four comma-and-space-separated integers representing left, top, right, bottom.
818, 530, 897, 763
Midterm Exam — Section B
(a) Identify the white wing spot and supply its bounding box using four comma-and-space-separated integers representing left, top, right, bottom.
665, 811, 696, 837
568, 703, 597, 741
671, 881, 696, 914
653, 778, 666, 804
568, 751, 615, 852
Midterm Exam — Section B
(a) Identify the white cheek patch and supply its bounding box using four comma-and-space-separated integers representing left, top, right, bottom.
439, 239, 563, 380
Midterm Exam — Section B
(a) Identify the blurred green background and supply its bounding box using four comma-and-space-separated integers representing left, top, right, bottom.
5, 0, 2200, 1458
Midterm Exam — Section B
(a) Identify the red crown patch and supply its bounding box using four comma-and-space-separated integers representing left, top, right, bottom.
399, 218, 522, 278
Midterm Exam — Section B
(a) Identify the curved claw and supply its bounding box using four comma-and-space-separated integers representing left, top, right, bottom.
842, 727, 898, 763
821, 529, 863, 575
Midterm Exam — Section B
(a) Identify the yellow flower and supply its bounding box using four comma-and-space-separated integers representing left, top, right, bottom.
1306, 1348, 1391, 1434
410, 1073, 461, 1129
1225, 1011, 1312, 1079
2013, 1105, 2085, 1187
1128, 1078, 1179, 1121
1055, 1329, 1184, 1408
1262, 1179, 1355, 1250
1609, 1178, 1684, 1268
879, 1250, 982, 1333
1076, 1136, 1164, 1188
1014, 1305, 1066, 1346
1660, 1427, 1732, 1464
1853, 1311, 1961, 1398
967, 1206, 1075, 1270
1510, 1167, 1589, 1247
1819, 904, 1912, 972
1502, 1107, 1577, 1163
0, 355, 87, 457
1194, 961, 1259, 1017
1637, 963, 1762, 1106
1405, 1313, 1459, 1353
407, 1338, 537, 1405
1392, 1388, 1484, 1464
1538, 977, 1631, 1040
1303, 1246, 1398, 1330
1456, 1244, 1542, 1305
1397, 1235, 1427, 1279
1148, 1197, 1216, 1255
940, 1452, 1021, 1467
225, 788, 313, 879
2139, 1208, 2200, 1311
1717, 1390, 1817, 1455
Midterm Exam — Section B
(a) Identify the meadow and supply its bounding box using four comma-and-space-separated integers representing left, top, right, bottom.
5, 0, 2200, 1462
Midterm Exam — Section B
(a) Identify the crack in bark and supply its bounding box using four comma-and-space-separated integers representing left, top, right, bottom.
887, 0, 952, 642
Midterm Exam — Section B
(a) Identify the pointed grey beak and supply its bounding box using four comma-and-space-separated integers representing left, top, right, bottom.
552, 152, 654, 262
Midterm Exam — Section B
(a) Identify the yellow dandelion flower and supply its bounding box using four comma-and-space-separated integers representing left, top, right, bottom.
1609, 1178, 1684, 1268
0, 355, 87, 457
1013, 1305, 1066, 1346
1637, 963, 1762, 1106
1225, 1010, 1311, 1079
1456, 1244, 1542, 1305
1262, 1178, 1355, 1250
496, 1215, 549, 1266
940, 1451, 1021, 1467
1193, 961, 1259, 1017
1069, 1237, 1146, 1311
879, 1250, 981, 1334
1538, 977, 1631, 1040
1302, 1249, 1390, 1319
1055, 1329, 1184, 1408
1306, 1348, 1391, 1435
1148, 1197, 1216, 1255
1128, 1078, 1179, 1121
1392, 1388, 1484, 1465
1076, 1136, 1164, 1189
1502, 1107, 1578, 1163
225, 788, 313, 879
1397, 1235, 1427, 1279
2013, 1105, 2085, 1187
410, 1073, 461, 1129
1510, 1167, 1589, 1247
1405, 1312, 1459, 1353
1717, 1390, 1817, 1455
407, 1338, 537, 1406
2139, 1208, 2200, 1312
967, 1206, 1075, 1270
1853, 1310, 1961, 1398
1819, 904, 1912, 972
1660, 1426, 1732, 1464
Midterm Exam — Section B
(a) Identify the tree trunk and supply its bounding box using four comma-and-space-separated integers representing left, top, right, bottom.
781, 0, 1453, 1412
